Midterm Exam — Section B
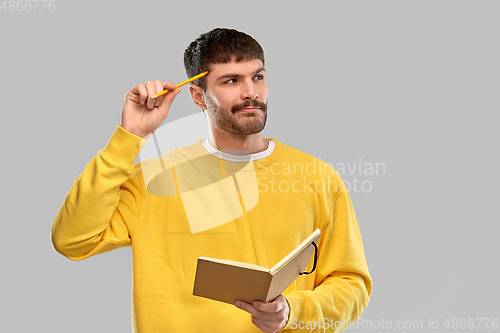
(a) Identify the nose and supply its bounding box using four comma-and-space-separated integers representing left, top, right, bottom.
240, 78, 258, 100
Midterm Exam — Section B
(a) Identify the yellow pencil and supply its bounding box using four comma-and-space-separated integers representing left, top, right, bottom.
150, 71, 209, 99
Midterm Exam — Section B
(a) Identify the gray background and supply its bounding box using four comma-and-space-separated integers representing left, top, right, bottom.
1, 0, 499, 332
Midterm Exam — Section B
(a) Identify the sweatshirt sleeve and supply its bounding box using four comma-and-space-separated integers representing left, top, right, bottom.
51, 125, 147, 261
282, 181, 372, 332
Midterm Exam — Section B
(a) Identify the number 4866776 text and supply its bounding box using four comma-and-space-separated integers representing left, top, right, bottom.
1, 0, 56, 11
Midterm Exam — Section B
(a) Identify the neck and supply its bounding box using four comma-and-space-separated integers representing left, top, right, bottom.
208, 129, 269, 155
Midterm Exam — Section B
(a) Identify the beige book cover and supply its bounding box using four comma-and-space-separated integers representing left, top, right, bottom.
192, 228, 321, 304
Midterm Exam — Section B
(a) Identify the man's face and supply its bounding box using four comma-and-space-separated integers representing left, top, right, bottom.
203, 59, 268, 136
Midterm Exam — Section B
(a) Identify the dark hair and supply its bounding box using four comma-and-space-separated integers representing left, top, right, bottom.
183, 28, 265, 91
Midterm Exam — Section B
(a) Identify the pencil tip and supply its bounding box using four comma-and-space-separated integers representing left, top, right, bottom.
150, 96, 157, 100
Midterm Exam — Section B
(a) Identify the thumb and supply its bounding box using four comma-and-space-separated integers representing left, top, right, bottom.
157, 87, 182, 117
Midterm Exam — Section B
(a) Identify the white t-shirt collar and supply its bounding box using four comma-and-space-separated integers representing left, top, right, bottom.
201, 139, 275, 162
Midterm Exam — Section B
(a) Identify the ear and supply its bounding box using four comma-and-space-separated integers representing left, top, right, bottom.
189, 84, 207, 111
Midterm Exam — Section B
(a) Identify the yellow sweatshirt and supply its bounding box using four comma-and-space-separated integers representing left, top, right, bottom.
51, 125, 372, 332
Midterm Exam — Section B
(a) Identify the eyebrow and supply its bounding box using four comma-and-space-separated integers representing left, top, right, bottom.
216, 67, 266, 82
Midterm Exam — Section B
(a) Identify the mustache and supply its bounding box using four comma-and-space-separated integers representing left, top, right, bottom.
231, 100, 267, 113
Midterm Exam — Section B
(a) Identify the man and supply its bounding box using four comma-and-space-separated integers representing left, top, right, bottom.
52, 28, 372, 332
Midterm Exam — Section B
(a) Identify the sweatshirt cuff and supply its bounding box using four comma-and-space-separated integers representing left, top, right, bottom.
101, 125, 147, 168
282, 293, 304, 331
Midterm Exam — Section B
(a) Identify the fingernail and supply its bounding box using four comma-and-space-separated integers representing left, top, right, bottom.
235, 301, 241, 308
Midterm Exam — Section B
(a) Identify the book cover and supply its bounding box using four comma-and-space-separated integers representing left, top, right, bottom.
193, 228, 322, 304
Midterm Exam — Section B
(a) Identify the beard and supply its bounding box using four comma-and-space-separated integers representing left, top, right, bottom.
205, 94, 268, 136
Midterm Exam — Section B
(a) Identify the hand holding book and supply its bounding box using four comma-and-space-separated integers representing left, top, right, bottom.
235, 294, 290, 332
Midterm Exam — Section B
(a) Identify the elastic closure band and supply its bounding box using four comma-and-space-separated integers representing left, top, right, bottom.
299, 242, 318, 275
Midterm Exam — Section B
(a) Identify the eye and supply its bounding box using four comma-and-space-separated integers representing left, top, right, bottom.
254, 75, 264, 81
225, 78, 236, 84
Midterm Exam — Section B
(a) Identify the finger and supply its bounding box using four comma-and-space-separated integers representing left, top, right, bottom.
235, 301, 259, 316
163, 81, 176, 92
253, 295, 285, 313
153, 80, 164, 107
129, 83, 147, 105
251, 311, 289, 326
235, 302, 274, 332
144, 81, 156, 109
236, 301, 276, 321
156, 87, 181, 118
151, 81, 176, 113
253, 301, 281, 314
237, 300, 288, 333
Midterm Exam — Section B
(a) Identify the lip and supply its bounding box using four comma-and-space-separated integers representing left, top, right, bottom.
237, 107, 260, 112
